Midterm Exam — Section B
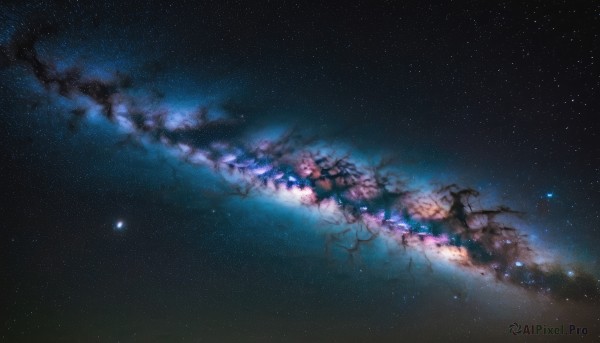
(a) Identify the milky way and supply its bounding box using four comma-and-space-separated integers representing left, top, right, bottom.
2, 20, 599, 305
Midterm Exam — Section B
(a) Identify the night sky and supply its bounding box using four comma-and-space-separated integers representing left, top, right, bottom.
1, 1, 599, 342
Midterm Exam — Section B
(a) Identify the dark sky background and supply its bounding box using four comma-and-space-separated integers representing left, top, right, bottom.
1, 1, 599, 342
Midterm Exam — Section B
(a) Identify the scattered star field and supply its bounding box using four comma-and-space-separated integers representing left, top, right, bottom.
1, 1, 599, 342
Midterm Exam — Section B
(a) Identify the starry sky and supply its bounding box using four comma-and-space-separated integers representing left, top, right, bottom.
1, 1, 599, 342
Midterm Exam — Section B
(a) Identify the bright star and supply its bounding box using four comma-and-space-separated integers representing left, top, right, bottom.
546, 192, 553, 198
115, 220, 125, 230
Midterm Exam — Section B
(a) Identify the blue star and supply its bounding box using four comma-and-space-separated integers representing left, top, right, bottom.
114, 220, 126, 231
